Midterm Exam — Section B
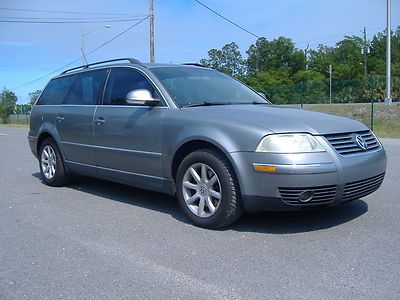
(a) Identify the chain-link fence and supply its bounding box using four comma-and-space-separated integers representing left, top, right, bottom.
257, 76, 399, 105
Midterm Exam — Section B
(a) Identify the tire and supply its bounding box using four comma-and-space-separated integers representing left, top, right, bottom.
176, 148, 243, 229
38, 137, 69, 186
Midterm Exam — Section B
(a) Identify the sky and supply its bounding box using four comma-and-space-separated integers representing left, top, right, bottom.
0, 0, 399, 103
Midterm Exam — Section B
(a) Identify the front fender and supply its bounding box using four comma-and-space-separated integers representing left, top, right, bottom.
162, 109, 270, 182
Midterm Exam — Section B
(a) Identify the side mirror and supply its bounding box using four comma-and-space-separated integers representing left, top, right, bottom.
257, 91, 266, 99
125, 89, 160, 106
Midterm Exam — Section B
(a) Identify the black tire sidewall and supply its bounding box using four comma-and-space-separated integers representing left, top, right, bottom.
39, 138, 67, 186
176, 149, 238, 228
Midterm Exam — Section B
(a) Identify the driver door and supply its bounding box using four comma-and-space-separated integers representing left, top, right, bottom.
93, 67, 166, 187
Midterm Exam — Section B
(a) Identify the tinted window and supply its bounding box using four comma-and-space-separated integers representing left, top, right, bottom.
37, 75, 75, 105
65, 69, 108, 105
104, 68, 159, 105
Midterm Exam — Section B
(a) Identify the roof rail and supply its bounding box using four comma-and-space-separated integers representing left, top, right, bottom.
61, 58, 142, 74
182, 63, 206, 67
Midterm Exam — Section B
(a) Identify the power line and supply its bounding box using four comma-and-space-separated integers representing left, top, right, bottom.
0, 15, 148, 20
13, 17, 149, 89
87, 16, 148, 56
193, 0, 260, 39
303, 28, 383, 49
0, 7, 140, 16
0, 18, 147, 24
295, 27, 383, 46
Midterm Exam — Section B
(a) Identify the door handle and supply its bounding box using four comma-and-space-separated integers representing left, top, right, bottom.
94, 117, 106, 125
56, 116, 64, 122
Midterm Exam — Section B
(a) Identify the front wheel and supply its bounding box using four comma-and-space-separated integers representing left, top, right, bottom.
176, 149, 243, 229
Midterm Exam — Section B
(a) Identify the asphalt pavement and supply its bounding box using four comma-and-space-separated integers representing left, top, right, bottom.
0, 127, 399, 299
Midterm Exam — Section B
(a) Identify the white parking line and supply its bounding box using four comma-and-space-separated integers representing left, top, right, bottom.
0, 133, 8, 136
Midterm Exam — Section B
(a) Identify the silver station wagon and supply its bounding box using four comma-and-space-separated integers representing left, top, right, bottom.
28, 58, 387, 228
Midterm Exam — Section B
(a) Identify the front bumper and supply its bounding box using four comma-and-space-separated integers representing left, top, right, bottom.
230, 142, 387, 212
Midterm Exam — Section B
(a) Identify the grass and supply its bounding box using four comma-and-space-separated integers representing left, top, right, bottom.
0, 123, 29, 128
302, 102, 400, 138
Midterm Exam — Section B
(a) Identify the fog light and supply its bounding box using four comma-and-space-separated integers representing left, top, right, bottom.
298, 190, 313, 203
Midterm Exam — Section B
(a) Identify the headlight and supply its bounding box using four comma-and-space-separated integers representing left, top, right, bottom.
256, 134, 325, 153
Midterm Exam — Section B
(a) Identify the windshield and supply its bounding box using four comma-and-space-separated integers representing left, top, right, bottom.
150, 67, 270, 107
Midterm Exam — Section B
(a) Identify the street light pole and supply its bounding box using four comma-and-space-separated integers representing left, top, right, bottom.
329, 64, 332, 104
150, 0, 155, 63
81, 25, 111, 65
385, 0, 392, 104
81, 29, 85, 65
363, 26, 368, 79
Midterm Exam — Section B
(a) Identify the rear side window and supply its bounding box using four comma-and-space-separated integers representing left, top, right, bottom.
65, 69, 108, 105
104, 68, 159, 105
37, 75, 75, 105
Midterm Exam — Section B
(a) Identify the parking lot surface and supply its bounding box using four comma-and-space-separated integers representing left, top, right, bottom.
0, 127, 399, 299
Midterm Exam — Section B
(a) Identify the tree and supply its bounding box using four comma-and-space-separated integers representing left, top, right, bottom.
332, 35, 364, 80
369, 26, 400, 77
246, 37, 270, 75
246, 37, 305, 75
200, 42, 245, 77
292, 70, 325, 83
29, 90, 42, 105
0, 88, 18, 123
199, 27, 400, 103
308, 36, 365, 81
308, 45, 335, 78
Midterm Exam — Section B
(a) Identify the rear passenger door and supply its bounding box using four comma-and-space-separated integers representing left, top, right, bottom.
93, 67, 166, 186
56, 69, 108, 167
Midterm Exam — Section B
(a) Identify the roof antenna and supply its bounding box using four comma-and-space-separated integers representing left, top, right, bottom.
80, 48, 88, 66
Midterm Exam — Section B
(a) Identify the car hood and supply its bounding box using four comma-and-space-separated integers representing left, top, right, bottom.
183, 104, 368, 135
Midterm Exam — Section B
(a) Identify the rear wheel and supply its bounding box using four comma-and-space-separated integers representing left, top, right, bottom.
39, 138, 69, 186
176, 149, 243, 229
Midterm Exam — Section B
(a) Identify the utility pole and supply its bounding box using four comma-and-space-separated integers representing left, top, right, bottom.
329, 64, 332, 104
149, 0, 155, 63
385, 0, 392, 104
304, 43, 309, 70
363, 27, 368, 78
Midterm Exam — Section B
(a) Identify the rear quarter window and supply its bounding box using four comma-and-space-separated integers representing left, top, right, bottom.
37, 75, 75, 105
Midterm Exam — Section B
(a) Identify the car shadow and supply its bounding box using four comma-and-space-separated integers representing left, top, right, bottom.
231, 200, 368, 234
32, 172, 187, 223
32, 173, 368, 234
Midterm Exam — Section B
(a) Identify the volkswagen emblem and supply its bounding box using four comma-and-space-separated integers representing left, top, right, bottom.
355, 134, 368, 151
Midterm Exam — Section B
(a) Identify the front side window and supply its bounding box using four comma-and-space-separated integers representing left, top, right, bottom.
104, 68, 160, 105
37, 75, 75, 105
65, 69, 108, 105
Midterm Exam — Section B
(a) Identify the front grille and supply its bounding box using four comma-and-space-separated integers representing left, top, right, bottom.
279, 185, 337, 206
324, 130, 380, 156
343, 173, 385, 201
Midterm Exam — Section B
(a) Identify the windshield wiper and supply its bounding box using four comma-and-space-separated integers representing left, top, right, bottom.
231, 101, 269, 105
182, 100, 269, 107
252, 100, 269, 105
183, 101, 232, 107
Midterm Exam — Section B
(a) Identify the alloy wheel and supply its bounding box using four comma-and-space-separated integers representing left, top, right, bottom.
182, 163, 222, 218
41, 145, 57, 180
